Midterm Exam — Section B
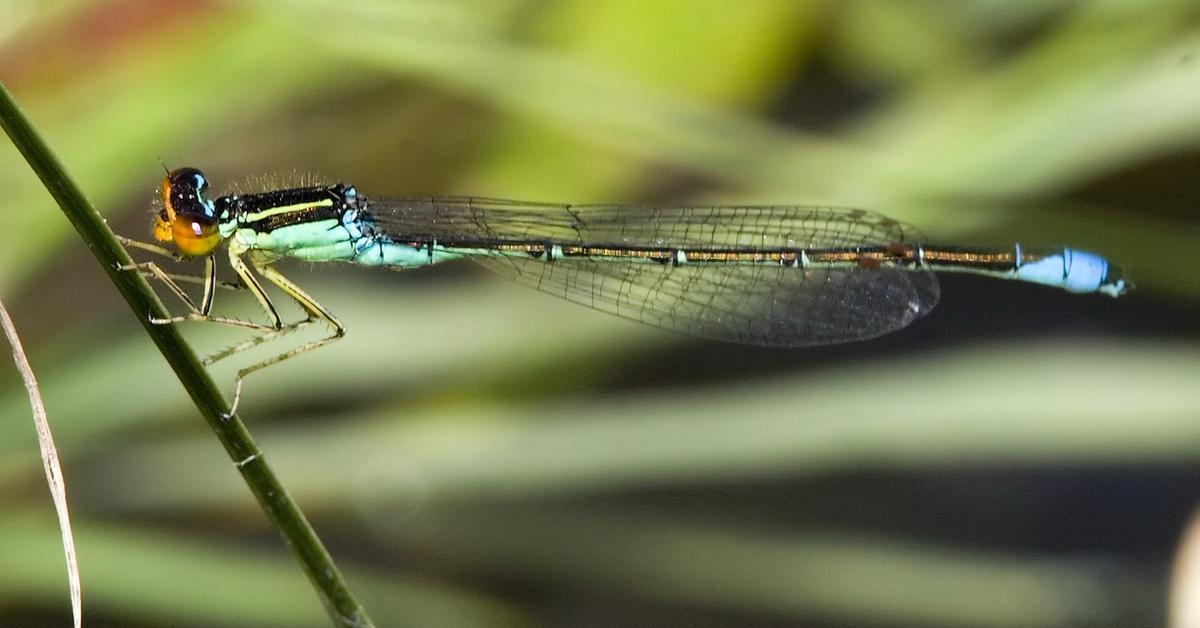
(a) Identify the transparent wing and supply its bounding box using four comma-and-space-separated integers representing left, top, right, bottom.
366, 197, 941, 346
476, 255, 938, 346
365, 196, 924, 249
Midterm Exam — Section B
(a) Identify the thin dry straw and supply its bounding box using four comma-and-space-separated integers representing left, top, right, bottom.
0, 299, 81, 628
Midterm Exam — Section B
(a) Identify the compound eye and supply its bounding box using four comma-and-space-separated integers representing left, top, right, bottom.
171, 216, 221, 257
164, 167, 217, 219
166, 167, 210, 198
156, 167, 221, 256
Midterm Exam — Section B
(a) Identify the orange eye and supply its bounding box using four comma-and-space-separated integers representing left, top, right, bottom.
155, 167, 222, 256
171, 217, 221, 257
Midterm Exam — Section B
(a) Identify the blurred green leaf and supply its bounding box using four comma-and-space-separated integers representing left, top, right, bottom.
1, 1, 1195, 625
384, 505, 1151, 627
0, 512, 527, 628
71, 341, 1200, 510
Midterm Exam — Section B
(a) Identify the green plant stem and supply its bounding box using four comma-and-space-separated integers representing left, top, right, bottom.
0, 81, 375, 627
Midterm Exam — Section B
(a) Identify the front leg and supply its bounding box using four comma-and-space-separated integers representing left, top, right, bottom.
118, 243, 274, 332
117, 235, 184, 261
117, 235, 241, 291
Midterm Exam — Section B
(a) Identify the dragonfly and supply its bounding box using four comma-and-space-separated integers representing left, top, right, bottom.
121, 167, 1130, 416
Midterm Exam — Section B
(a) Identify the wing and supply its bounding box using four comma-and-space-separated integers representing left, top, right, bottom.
366, 197, 940, 346
364, 197, 924, 249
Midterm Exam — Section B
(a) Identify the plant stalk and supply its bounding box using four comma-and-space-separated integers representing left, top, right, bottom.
0, 80, 375, 627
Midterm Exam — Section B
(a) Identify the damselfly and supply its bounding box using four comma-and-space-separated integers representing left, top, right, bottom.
121, 167, 1129, 416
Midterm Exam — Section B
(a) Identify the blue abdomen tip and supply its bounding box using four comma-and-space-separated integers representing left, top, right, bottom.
1062, 249, 1109, 293
1015, 248, 1110, 293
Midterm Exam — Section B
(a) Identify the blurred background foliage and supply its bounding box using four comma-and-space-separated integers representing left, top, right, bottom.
0, 0, 1198, 626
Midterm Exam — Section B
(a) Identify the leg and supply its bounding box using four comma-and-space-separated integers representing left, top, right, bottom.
151, 271, 243, 292
118, 241, 240, 290
187, 246, 312, 370
122, 254, 276, 332
117, 235, 183, 261
118, 234, 263, 325
117, 237, 206, 312
222, 262, 346, 418
125, 258, 202, 313
124, 240, 344, 418
226, 246, 283, 329
202, 318, 317, 366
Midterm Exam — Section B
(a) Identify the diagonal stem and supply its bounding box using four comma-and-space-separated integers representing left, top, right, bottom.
0, 80, 375, 627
